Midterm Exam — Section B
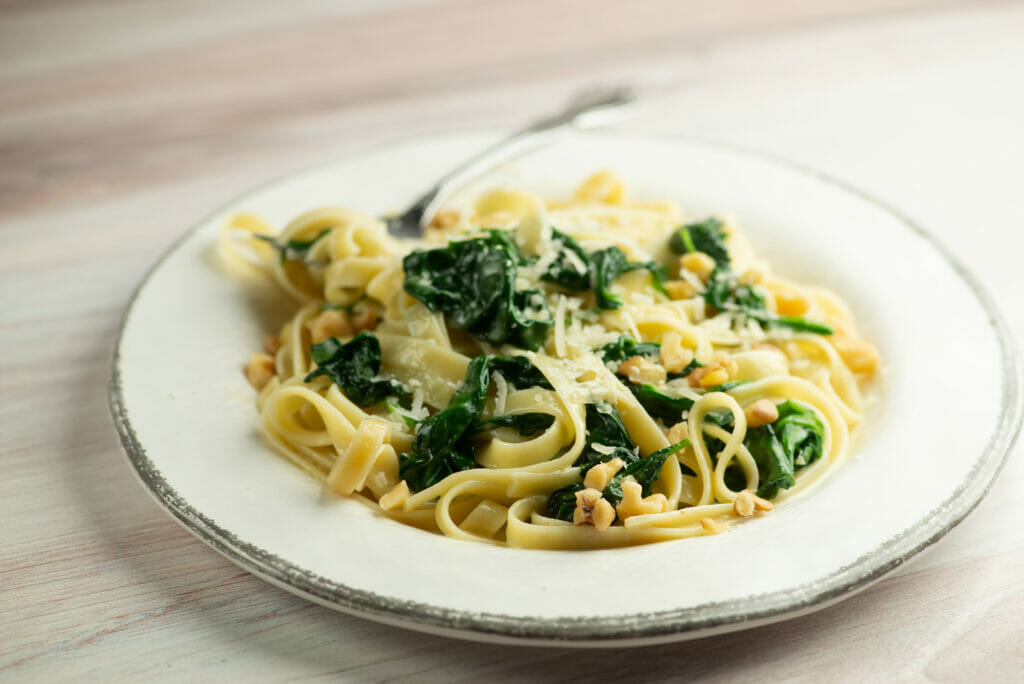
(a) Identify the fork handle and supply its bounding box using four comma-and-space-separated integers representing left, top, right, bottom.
393, 87, 635, 235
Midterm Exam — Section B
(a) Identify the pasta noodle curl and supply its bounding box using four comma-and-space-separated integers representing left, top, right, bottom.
224, 172, 878, 549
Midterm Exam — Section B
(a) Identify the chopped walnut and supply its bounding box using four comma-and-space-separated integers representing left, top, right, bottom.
679, 251, 716, 282
615, 477, 669, 520
744, 399, 779, 428
666, 421, 689, 445
378, 480, 410, 511
659, 331, 695, 374
733, 489, 773, 518
573, 488, 616, 531
583, 458, 624, 491
244, 353, 276, 391
427, 209, 460, 229
831, 334, 880, 375
618, 355, 667, 385
700, 517, 728, 534
664, 280, 698, 300
772, 288, 809, 316
262, 335, 281, 355
306, 309, 352, 344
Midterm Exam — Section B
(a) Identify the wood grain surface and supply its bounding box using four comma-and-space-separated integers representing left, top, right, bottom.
3, 1, 1023, 680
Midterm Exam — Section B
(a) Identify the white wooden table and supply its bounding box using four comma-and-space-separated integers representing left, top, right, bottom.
3, 1, 1023, 679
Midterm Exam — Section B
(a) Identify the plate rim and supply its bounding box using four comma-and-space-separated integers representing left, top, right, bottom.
108, 130, 1024, 646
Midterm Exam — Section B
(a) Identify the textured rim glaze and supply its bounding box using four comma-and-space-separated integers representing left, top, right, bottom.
108, 132, 1023, 646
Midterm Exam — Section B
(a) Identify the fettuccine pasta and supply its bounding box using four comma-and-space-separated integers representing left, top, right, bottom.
223, 171, 879, 550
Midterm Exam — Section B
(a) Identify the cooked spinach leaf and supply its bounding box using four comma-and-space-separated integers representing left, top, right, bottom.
669, 217, 730, 268
473, 412, 555, 436
546, 415, 689, 521
626, 383, 694, 425
574, 402, 639, 472
602, 439, 689, 506
487, 355, 554, 390
591, 247, 666, 310
254, 228, 332, 264
546, 482, 584, 521
599, 334, 661, 364
541, 229, 591, 291
704, 267, 833, 335
399, 354, 553, 491
402, 231, 553, 350
305, 333, 409, 407
701, 400, 825, 499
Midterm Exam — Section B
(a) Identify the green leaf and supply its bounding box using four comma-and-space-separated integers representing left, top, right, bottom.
255, 228, 332, 264
590, 247, 665, 311
669, 218, 729, 267
703, 267, 833, 336
402, 231, 553, 350
574, 402, 640, 472
486, 355, 554, 390
701, 400, 825, 500
473, 412, 555, 436
398, 355, 554, 492
626, 383, 694, 425
305, 333, 409, 407
603, 439, 689, 506
545, 482, 584, 521
598, 334, 662, 364
541, 230, 591, 291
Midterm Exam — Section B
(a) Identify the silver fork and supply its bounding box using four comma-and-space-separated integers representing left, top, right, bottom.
383, 86, 636, 238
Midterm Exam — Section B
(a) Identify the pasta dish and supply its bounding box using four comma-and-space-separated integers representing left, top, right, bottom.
223, 172, 879, 550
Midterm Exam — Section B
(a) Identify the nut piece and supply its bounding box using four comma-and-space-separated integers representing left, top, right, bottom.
700, 517, 727, 534
584, 458, 625, 491
618, 355, 667, 385
244, 353, 276, 391
350, 306, 378, 333
772, 288, 809, 316
738, 267, 764, 286
378, 480, 410, 511
664, 280, 698, 300
680, 251, 717, 282
666, 421, 689, 445
832, 334, 880, 375
615, 477, 669, 520
744, 399, 779, 428
659, 331, 695, 374
263, 335, 281, 355
688, 353, 737, 388
573, 488, 616, 531
733, 489, 774, 518
306, 309, 352, 344
427, 210, 460, 229
734, 489, 756, 517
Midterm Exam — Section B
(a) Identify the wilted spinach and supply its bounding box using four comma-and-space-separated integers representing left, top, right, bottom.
602, 439, 689, 506
703, 266, 833, 335
402, 231, 552, 351
545, 403, 690, 521
598, 334, 661, 364
473, 413, 555, 436
668, 217, 730, 268
398, 354, 553, 492
704, 400, 825, 499
591, 247, 667, 310
305, 333, 409, 407
254, 228, 332, 264
541, 229, 591, 291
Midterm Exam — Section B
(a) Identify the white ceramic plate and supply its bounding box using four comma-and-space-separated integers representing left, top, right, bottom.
110, 132, 1022, 647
